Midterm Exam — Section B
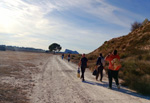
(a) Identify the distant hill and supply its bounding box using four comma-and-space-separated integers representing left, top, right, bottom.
0, 45, 45, 53
87, 21, 150, 95
64, 49, 79, 54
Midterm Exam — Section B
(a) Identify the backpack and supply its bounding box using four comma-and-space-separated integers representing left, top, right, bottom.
101, 57, 105, 66
92, 69, 97, 76
111, 58, 121, 70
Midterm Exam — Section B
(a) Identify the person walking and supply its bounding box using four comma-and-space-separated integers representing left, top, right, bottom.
68, 54, 71, 62
96, 53, 105, 82
105, 50, 121, 89
78, 54, 88, 81
62, 53, 64, 59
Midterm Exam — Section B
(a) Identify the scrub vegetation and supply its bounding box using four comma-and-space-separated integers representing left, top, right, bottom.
71, 21, 150, 95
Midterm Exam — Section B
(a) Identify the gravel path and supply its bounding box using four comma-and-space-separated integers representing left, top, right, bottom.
29, 55, 150, 103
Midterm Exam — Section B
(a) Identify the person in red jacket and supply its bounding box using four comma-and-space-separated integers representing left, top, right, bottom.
105, 50, 121, 89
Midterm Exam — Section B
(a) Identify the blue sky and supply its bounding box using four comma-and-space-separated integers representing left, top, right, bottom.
0, 0, 149, 53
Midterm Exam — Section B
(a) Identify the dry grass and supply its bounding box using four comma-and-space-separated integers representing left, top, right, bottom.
0, 51, 51, 103
0, 83, 28, 103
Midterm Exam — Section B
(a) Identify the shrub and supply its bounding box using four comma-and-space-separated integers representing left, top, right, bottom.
129, 74, 150, 95
142, 24, 150, 33
142, 18, 149, 26
135, 54, 150, 61
104, 41, 107, 44
137, 55, 142, 60
87, 55, 97, 60
131, 21, 142, 31
121, 45, 126, 50
71, 54, 76, 59
120, 53, 128, 58
143, 54, 150, 61
121, 61, 150, 95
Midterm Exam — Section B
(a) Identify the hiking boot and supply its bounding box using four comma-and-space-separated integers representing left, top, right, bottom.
107, 87, 112, 89
117, 85, 120, 89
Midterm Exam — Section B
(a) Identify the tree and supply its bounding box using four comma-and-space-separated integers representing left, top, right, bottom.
131, 21, 142, 31
48, 43, 62, 52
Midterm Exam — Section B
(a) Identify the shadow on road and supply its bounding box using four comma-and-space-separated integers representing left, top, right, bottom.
83, 80, 150, 100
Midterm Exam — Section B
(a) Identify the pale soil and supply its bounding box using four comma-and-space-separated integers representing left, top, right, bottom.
0, 51, 51, 103
0, 51, 150, 103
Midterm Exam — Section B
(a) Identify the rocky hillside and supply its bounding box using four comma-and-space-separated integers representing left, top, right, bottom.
89, 21, 150, 57
87, 21, 150, 95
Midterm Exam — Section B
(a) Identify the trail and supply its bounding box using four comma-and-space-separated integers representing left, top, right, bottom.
29, 55, 150, 103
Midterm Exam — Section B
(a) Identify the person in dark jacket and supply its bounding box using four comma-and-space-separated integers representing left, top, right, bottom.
96, 53, 104, 82
68, 54, 71, 62
78, 54, 88, 81
62, 53, 64, 59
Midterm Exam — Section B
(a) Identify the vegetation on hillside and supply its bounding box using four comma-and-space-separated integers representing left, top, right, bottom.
71, 20, 150, 95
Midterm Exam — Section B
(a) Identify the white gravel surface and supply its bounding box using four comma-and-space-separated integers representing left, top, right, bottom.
29, 55, 150, 103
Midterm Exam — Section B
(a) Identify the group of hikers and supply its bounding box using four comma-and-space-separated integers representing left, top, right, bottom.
78, 49, 121, 89
62, 53, 71, 62
61, 49, 121, 89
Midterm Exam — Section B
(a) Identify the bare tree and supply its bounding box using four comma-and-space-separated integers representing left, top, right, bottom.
131, 21, 142, 31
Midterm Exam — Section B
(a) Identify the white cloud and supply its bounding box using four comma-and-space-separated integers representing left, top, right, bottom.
0, 0, 144, 53
0, 0, 58, 34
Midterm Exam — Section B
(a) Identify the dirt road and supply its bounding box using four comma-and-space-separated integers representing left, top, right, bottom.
29, 55, 150, 103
